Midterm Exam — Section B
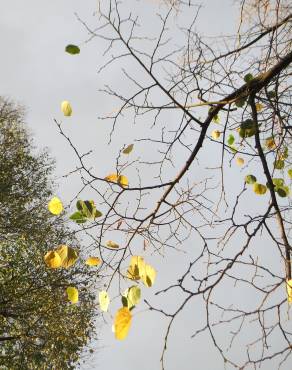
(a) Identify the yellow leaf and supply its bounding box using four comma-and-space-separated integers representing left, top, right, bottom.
265, 137, 276, 150
126, 286, 141, 308
127, 256, 145, 280
118, 175, 128, 187
56, 245, 78, 268
114, 307, 132, 340
66, 287, 78, 304
106, 240, 120, 249
123, 144, 134, 154
287, 279, 292, 304
44, 250, 62, 268
48, 196, 63, 215
141, 264, 156, 287
255, 103, 264, 112
236, 157, 244, 166
61, 101, 72, 116
85, 256, 101, 266
99, 291, 110, 312
253, 183, 267, 195
211, 130, 220, 140
105, 173, 118, 182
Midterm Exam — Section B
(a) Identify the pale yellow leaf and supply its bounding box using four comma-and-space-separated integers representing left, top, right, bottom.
127, 256, 145, 280
85, 256, 101, 266
66, 286, 78, 304
236, 157, 244, 166
141, 263, 157, 287
61, 101, 72, 116
56, 245, 78, 268
99, 291, 110, 312
106, 240, 120, 249
48, 196, 63, 215
44, 250, 62, 269
211, 130, 220, 140
286, 279, 292, 304
114, 307, 132, 340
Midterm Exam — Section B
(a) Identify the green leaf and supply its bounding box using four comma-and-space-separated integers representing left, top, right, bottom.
276, 187, 288, 198
253, 183, 267, 195
235, 97, 246, 108
274, 160, 284, 170
288, 169, 292, 179
245, 175, 257, 185
227, 134, 235, 146
69, 211, 87, 224
239, 119, 256, 138
65, 44, 80, 55
213, 113, 220, 124
94, 209, 103, 218
272, 178, 284, 187
244, 73, 254, 83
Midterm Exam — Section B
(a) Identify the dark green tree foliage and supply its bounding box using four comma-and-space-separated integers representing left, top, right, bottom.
0, 98, 97, 369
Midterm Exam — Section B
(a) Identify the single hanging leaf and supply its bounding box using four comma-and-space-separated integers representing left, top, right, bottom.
253, 183, 267, 195
227, 134, 235, 146
211, 130, 220, 140
118, 175, 128, 187
141, 263, 157, 287
276, 187, 288, 198
286, 279, 292, 304
65, 44, 80, 55
61, 101, 72, 116
85, 256, 101, 266
265, 137, 276, 150
48, 196, 63, 215
244, 73, 253, 83
99, 291, 110, 312
123, 144, 134, 154
114, 307, 132, 340
105, 173, 119, 183
255, 103, 264, 112
106, 240, 120, 249
44, 250, 62, 269
236, 157, 244, 166
212, 113, 220, 124
127, 256, 146, 280
126, 286, 141, 308
56, 245, 78, 268
245, 175, 257, 185
66, 287, 78, 304
288, 169, 292, 179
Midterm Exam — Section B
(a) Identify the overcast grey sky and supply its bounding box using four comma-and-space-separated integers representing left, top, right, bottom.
1, 1, 289, 370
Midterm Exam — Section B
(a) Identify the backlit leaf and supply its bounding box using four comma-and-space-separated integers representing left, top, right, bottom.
141, 264, 156, 287
287, 279, 292, 304
114, 307, 132, 340
106, 240, 120, 249
127, 256, 145, 280
245, 175, 256, 185
105, 173, 118, 182
56, 245, 78, 268
211, 130, 220, 140
288, 169, 292, 179
255, 103, 264, 112
274, 160, 284, 170
85, 256, 101, 266
44, 250, 62, 269
227, 134, 235, 146
253, 183, 267, 195
66, 287, 79, 304
99, 291, 110, 312
65, 44, 80, 55
265, 137, 276, 150
61, 101, 72, 117
48, 196, 63, 215
236, 157, 244, 166
118, 175, 128, 187
69, 211, 87, 224
123, 144, 134, 154
125, 286, 141, 309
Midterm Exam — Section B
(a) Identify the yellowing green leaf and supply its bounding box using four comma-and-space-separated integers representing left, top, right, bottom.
274, 160, 284, 170
123, 144, 134, 154
48, 196, 63, 215
211, 130, 220, 140
114, 307, 132, 340
85, 256, 101, 266
66, 287, 78, 304
141, 264, 156, 287
56, 245, 78, 268
253, 183, 267, 195
99, 291, 110, 312
236, 157, 244, 166
44, 250, 62, 269
245, 175, 257, 185
125, 286, 141, 309
61, 101, 72, 117
106, 240, 120, 249
288, 169, 292, 179
65, 44, 80, 55
287, 279, 292, 304
118, 175, 128, 187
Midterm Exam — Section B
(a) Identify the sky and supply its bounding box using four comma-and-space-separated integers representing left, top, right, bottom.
1, 1, 290, 370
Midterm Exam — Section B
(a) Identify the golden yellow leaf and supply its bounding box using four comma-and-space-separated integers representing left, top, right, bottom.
106, 240, 120, 249
66, 287, 78, 304
85, 256, 101, 266
44, 250, 62, 268
123, 144, 134, 154
118, 175, 128, 187
114, 307, 132, 340
287, 279, 292, 304
48, 196, 63, 215
265, 137, 276, 150
56, 245, 78, 268
141, 263, 157, 288
105, 173, 118, 182
236, 157, 244, 166
127, 256, 145, 280
61, 101, 72, 116
255, 103, 264, 112
211, 130, 220, 140
99, 291, 110, 312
